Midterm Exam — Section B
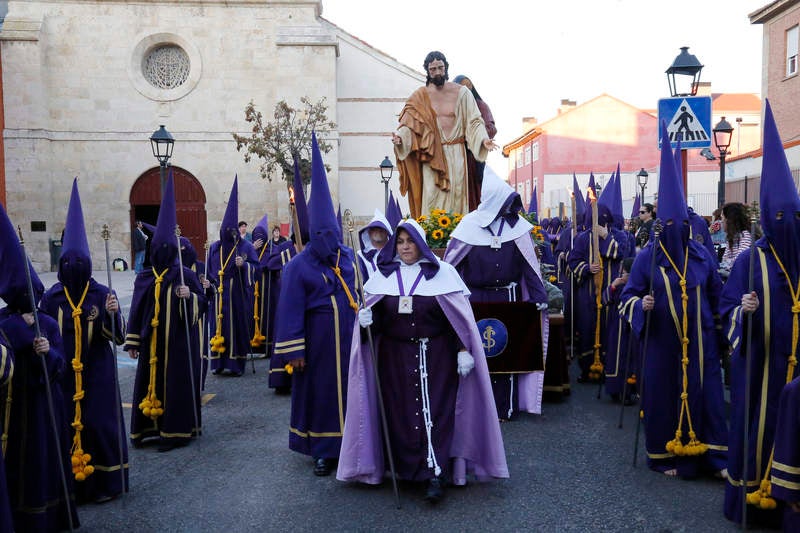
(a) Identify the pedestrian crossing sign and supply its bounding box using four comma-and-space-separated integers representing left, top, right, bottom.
657, 96, 712, 149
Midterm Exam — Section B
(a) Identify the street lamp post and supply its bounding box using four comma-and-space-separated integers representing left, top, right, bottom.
150, 125, 175, 198
637, 168, 649, 203
713, 116, 734, 207
666, 47, 703, 200
379, 156, 394, 213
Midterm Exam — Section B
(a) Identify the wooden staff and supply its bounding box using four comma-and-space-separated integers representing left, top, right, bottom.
633, 222, 661, 467
740, 204, 759, 530
289, 186, 304, 251
17, 226, 75, 532
101, 224, 127, 497
344, 209, 400, 509
201, 240, 211, 392
569, 190, 576, 362
175, 226, 202, 437
588, 187, 604, 388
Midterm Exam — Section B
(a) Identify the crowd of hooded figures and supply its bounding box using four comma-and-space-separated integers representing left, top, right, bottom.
0, 100, 799, 531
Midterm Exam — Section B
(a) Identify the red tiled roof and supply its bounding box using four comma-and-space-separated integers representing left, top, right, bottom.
711, 93, 761, 112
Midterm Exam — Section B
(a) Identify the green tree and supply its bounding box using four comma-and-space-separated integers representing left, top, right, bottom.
232, 97, 336, 185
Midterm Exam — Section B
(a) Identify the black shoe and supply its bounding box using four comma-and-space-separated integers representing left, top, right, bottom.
424, 477, 444, 504
313, 457, 332, 476
274, 386, 291, 395
157, 438, 189, 453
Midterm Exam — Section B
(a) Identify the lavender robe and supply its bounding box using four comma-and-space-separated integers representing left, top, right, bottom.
124, 267, 205, 445
338, 292, 508, 485
0, 309, 80, 531
567, 228, 626, 379
445, 236, 549, 416
771, 377, 800, 531
619, 241, 728, 477
207, 239, 259, 375
272, 246, 357, 459
721, 241, 798, 526
40, 279, 129, 501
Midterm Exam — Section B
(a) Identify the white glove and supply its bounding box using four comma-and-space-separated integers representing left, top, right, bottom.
457, 350, 474, 377
536, 302, 549, 311
358, 307, 373, 328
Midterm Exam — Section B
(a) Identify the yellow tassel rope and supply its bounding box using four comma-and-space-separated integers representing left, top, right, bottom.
210, 245, 238, 354
330, 249, 359, 313
64, 283, 95, 481
589, 256, 605, 381
660, 243, 708, 457
627, 374, 637, 385
139, 268, 168, 421
746, 244, 800, 508
250, 245, 269, 347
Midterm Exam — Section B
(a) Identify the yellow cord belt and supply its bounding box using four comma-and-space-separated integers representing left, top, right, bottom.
210, 245, 237, 354
64, 282, 95, 481
251, 244, 268, 347
139, 268, 168, 421
330, 249, 359, 313
660, 244, 708, 456
746, 244, 800, 509
589, 256, 604, 380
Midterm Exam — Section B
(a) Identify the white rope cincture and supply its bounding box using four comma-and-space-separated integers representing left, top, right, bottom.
508, 375, 515, 419
506, 281, 518, 303
417, 338, 441, 477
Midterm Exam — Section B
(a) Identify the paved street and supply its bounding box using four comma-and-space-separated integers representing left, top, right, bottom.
37, 270, 766, 533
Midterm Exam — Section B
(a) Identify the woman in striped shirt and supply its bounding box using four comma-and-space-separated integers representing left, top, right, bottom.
720, 202, 752, 273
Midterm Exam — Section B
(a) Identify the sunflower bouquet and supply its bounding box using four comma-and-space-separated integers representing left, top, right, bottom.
520, 211, 546, 247
416, 208, 463, 249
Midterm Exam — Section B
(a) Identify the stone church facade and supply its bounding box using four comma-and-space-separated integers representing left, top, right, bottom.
0, 0, 421, 269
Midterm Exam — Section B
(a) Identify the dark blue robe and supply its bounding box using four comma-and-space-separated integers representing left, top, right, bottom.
265, 241, 296, 390
619, 240, 728, 477
602, 281, 639, 400
207, 239, 259, 375
771, 376, 800, 531
721, 240, 798, 526
272, 246, 357, 459
124, 267, 206, 445
567, 228, 626, 379
39, 279, 129, 502
0, 309, 80, 531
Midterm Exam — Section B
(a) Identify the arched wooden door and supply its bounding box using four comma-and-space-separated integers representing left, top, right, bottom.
129, 167, 207, 263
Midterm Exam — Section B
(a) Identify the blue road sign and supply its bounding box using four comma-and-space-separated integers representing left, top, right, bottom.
657, 96, 712, 149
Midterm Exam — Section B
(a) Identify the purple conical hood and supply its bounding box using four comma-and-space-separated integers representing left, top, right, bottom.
656, 120, 689, 263
252, 214, 269, 243
596, 169, 616, 227
220, 175, 239, 244
58, 178, 92, 292
387, 191, 402, 228
337, 204, 343, 241
0, 202, 44, 311
528, 180, 538, 219
673, 138, 683, 185
572, 174, 586, 229
150, 169, 179, 270
760, 99, 800, 279
610, 164, 624, 229
292, 158, 310, 243
307, 132, 341, 264
630, 193, 641, 220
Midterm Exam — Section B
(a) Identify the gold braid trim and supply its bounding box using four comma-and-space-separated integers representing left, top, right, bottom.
330, 249, 358, 312
64, 282, 95, 480
210, 245, 238, 354
589, 256, 605, 380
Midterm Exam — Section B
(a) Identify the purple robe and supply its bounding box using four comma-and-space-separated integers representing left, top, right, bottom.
446, 235, 549, 416
264, 240, 296, 390
0, 309, 80, 531
338, 292, 508, 485
124, 267, 206, 445
721, 240, 798, 526
0, 340, 15, 532
602, 281, 639, 399
567, 228, 626, 379
619, 240, 728, 477
207, 239, 259, 375
771, 377, 800, 531
272, 246, 357, 459
39, 279, 129, 502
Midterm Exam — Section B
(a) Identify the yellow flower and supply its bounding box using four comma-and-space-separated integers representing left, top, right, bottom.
416, 215, 427, 223
284, 364, 294, 375
438, 215, 452, 228
548, 275, 557, 283
431, 209, 446, 217
431, 229, 445, 241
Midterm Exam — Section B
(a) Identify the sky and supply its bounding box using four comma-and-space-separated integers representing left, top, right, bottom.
322, 0, 767, 172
